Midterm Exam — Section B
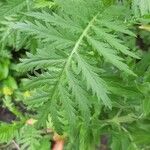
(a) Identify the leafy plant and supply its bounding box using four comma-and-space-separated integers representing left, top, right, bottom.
0, 0, 150, 150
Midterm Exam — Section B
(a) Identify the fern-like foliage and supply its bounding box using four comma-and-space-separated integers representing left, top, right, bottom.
12, 0, 141, 148
133, 0, 150, 16
0, 122, 23, 143
0, 0, 27, 20
0, 0, 38, 54
16, 125, 42, 150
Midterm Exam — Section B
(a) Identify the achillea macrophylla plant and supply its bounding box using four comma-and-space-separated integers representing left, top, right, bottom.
0, 0, 150, 150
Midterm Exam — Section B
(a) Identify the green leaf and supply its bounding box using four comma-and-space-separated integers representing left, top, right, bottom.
0, 62, 9, 80
17, 126, 42, 150
75, 54, 112, 108
38, 137, 51, 150
87, 37, 136, 76
143, 96, 150, 116
0, 123, 22, 143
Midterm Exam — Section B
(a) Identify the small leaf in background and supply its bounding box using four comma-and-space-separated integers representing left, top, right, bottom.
3, 76, 18, 90
23, 91, 31, 98
2, 87, 13, 96
0, 63, 9, 80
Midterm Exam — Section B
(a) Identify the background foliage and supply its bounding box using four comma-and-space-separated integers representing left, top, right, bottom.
0, 0, 150, 150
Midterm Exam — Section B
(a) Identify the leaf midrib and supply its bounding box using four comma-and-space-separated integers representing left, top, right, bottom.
41, 13, 99, 113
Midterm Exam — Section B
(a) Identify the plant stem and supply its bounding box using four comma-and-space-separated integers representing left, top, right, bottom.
12, 140, 20, 150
